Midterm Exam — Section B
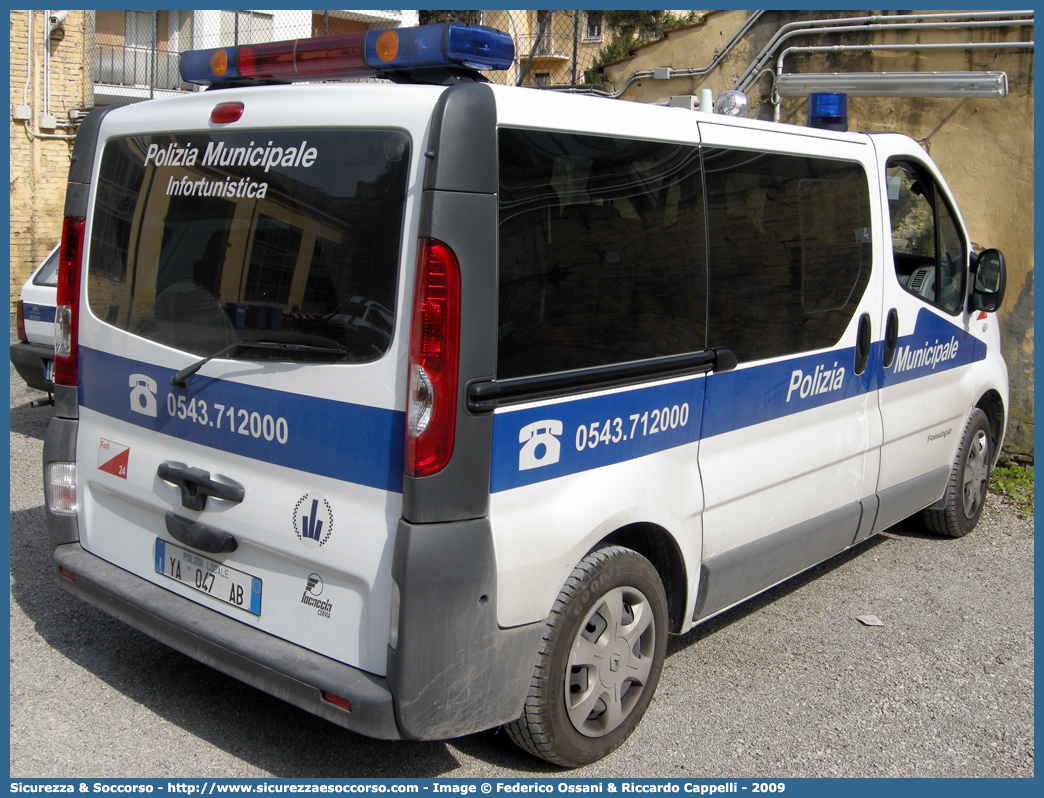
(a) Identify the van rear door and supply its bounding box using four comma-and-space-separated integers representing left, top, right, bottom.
73, 86, 434, 676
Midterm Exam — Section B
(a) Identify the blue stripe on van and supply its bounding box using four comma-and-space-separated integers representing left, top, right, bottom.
876, 307, 988, 390
78, 347, 404, 493
490, 377, 706, 493
700, 345, 872, 440
490, 309, 987, 493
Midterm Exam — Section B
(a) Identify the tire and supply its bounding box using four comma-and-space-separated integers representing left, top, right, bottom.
505, 545, 668, 768
923, 408, 993, 538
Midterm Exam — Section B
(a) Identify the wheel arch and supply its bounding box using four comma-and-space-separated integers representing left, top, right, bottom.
976, 389, 1006, 465
599, 522, 689, 634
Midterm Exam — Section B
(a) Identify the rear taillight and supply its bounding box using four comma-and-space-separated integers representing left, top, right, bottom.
53, 216, 85, 387
15, 300, 27, 342
405, 239, 461, 478
46, 461, 77, 514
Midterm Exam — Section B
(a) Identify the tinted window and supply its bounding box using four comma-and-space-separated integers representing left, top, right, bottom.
703, 148, 871, 362
88, 129, 410, 362
497, 129, 707, 380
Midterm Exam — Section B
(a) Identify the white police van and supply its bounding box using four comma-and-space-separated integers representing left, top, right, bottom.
43, 23, 1009, 767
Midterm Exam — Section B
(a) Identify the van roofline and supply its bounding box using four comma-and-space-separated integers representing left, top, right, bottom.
486, 83, 877, 145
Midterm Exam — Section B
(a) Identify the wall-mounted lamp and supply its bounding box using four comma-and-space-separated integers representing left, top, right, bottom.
776, 71, 1008, 98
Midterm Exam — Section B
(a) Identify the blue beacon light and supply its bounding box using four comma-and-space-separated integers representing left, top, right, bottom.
807, 92, 848, 132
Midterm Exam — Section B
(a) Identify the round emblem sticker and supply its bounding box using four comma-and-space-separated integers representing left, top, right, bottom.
305, 573, 324, 596
293, 493, 333, 548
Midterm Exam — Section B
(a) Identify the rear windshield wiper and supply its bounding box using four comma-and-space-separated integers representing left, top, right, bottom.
170, 340, 350, 387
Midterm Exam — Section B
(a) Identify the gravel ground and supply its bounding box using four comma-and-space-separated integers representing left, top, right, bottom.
9, 339, 1034, 779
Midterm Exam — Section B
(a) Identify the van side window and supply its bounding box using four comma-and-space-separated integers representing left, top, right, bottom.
703, 148, 872, 363
497, 129, 708, 380
887, 160, 966, 315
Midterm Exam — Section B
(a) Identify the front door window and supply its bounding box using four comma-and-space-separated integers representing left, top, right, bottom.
887, 160, 966, 315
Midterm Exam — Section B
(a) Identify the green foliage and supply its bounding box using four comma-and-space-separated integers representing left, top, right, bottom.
586, 9, 702, 83
990, 464, 1034, 517
418, 10, 482, 26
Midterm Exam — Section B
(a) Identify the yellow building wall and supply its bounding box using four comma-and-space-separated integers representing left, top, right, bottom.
483, 9, 607, 87
10, 10, 89, 311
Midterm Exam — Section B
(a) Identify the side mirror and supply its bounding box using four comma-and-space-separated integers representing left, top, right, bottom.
970, 248, 1006, 313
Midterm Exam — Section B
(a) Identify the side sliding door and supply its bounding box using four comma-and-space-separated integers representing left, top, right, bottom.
694, 124, 884, 621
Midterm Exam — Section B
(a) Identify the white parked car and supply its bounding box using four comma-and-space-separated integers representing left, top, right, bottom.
10, 244, 59, 394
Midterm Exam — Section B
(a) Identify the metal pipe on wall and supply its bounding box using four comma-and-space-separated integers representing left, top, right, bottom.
772, 40, 1035, 120
735, 10, 1034, 92
566, 10, 765, 97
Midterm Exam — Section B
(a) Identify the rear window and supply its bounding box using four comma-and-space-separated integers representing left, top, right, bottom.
87, 129, 410, 363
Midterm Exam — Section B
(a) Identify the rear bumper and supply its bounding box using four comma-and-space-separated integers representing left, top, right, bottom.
10, 340, 53, 393
388, 518, 545, 739
52, 528, 545, 742
52, 543, 403, 740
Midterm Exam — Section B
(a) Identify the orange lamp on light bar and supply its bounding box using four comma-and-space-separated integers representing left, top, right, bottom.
180, 23, 514, 85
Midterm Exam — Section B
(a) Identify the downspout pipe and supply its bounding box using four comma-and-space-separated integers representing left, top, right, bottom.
43, 11, 50, 117
23, 11, 32, 105
22, 11, 76, 141
736, 10, 1034, 92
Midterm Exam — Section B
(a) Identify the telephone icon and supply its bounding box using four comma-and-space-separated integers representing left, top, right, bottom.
129, 373, 158, 418
518, 419, 563, 471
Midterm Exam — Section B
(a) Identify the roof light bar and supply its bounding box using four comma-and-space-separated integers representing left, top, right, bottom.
180, 23, 514, 85
776, 71, 1008, 98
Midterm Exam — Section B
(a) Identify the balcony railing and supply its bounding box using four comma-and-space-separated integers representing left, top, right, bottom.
517, 32, 570, 61
91, 43, 186, 91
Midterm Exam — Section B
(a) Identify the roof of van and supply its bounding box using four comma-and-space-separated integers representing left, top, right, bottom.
486, 83, 877, 146
95, 78, 916, 154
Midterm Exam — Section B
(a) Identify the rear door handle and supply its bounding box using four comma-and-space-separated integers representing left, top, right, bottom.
165, 512, 238, 554
157, 462, 245, 512
882, 308, 899, 368
854, 313, 871, 375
